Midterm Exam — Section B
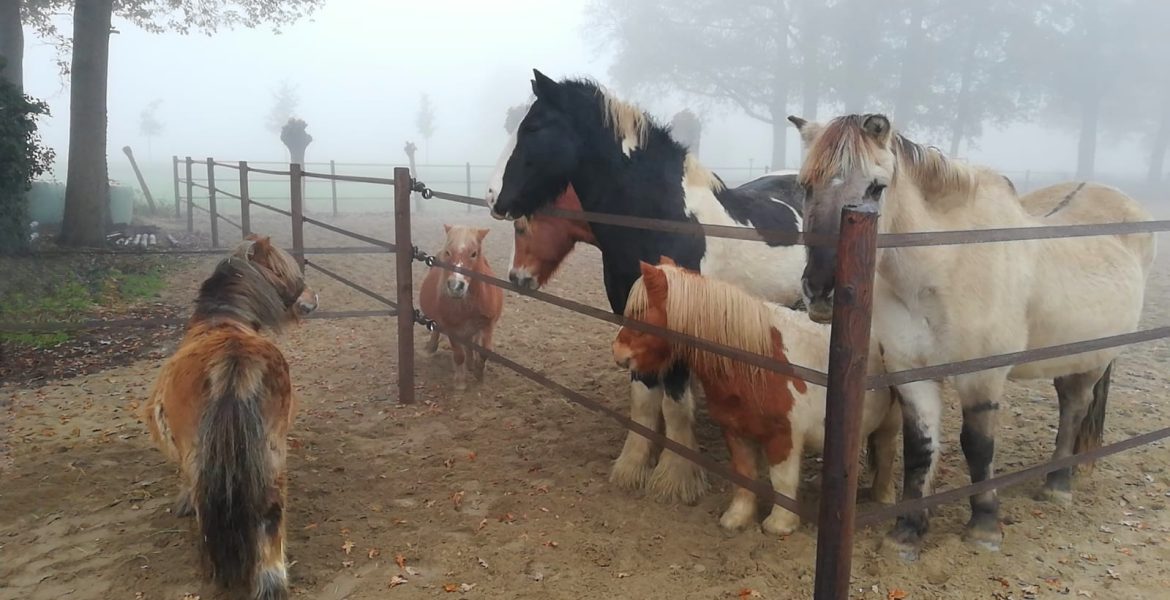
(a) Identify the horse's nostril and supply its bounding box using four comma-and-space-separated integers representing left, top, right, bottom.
508, 272, 519, 285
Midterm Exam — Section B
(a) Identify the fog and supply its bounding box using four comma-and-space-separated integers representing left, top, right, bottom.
18, 0, 1162, 188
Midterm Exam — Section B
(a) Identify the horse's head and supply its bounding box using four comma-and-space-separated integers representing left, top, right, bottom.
438, 224, 490, 299
508, 187, 593, 290
487, 69, 581, 221
612, 261, 674, 374
236, 233, 318, 319
788, 114, 893, 323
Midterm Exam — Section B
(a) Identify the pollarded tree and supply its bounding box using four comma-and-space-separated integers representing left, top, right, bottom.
416, 93, 435, 162
24, 0, 324, 247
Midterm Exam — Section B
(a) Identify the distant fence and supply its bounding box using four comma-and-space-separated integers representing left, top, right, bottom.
8, 156, 1170, 600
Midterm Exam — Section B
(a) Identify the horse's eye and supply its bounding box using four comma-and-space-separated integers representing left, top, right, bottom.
470, 250, 478, 258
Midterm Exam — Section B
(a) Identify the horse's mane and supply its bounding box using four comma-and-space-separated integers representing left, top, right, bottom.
191, 239, 304, 332
799, 114, 975, 196
625, 265, 777, 386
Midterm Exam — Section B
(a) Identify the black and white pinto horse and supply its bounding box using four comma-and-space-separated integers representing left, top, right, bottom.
486, 69, 807, 506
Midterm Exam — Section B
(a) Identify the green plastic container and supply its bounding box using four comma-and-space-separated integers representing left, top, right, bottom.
25, 180, 136, 225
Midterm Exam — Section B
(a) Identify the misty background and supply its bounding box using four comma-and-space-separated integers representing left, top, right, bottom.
17, 0, 1170, 199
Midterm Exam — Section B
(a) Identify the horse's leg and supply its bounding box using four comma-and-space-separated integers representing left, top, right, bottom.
424, 329, 441, 355
648, 362, 709, 504
761, 431, 803, 536
882, 378, 944, 561
450, 336, 468, 391
471, 324, 495, 381
719, 431, 759, 531
1039, 364, 1109, 504
610, 372, 663, 492
955, 370, 1009, 551
174, 473, 195, 517
256, 447, 289, 600
870, 397, 901, 505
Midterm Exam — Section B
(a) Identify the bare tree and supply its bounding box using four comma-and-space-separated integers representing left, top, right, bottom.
139, 98, 163, 159
416, 93, 436, 162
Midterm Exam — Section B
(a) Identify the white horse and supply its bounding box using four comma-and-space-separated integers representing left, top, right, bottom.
790, 113, 1156, 560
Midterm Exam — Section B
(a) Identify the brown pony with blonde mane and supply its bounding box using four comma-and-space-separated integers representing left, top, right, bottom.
613, 259, 900, 535
142, 234, 318, 600
791, 113, 1156, 559
508, 184, 597, 290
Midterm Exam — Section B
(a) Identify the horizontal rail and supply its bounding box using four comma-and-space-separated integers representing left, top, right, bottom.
300, 214, 396, 250
301, 170, 396, 185
878, 219, 1170, 248
248, 166, 293, 176
190, 202, 210, 214
856, 425, 1170, 526
212, 161, 241, 170
248, 199, 293, 218
0, 310, 395, 333
418, 317, 812, 520
868, 325, 1170, 388
23, 246, 398, 258
303, 259, 397, 308
428, 190, 489, 208
190, 181, 211, 191
419, 253, 829, 385
214, 187, 242, 201
216, 212, 242, 230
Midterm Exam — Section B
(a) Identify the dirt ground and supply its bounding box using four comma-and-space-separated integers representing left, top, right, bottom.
3, 204, 1170, 600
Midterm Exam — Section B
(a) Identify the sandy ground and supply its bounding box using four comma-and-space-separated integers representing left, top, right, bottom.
2, 204, 1170, 600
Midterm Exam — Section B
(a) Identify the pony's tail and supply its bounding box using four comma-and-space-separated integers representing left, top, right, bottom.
195, 356, 283, 598
865, 432, 879, 475
1074, 360, 1113, 474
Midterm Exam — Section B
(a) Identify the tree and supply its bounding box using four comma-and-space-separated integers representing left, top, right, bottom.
0, 73, 54, 253
0, 0, 22, 91
266, 80, 300, 135
504, 101, 528, 135
139, 98, 163, 158
30, 0, 324, 246
669, 108, 701, 154
415, 93, 435, 162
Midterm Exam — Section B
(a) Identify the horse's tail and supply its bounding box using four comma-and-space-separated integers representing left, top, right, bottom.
1074, 360, 1113, 474
195, 354, 286, 598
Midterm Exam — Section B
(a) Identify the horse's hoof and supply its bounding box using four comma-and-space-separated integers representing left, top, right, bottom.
647, 454, 709, 505
869, 485, 897, 506
761, 511, 800, 537
880, 535, 922, 562
719, 508, 756, 532
1035, 487, 1073, 506
609, 457, 653, 492
173, 491, 194, 517
962, 524, 1003, 552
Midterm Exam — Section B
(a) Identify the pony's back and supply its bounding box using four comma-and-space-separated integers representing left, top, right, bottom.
1021, 182, 1156, 274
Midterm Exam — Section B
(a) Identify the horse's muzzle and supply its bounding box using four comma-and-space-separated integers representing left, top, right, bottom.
508, 269, 539, 291
296, 292, 319, 316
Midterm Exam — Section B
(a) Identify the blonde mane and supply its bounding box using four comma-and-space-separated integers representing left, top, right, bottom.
598, 87, 649, 156
625, 265, 778, 385
799, 114, 976, 196
683, 153, 726, 193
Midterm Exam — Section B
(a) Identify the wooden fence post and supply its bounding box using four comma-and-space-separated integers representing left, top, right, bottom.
813, 202, 880, 600
185, 156, 194, 233
171, 155, 180, 219
393, 166, 416, 405
330, 159, 339, 218
206, 158, 219, 248
239, 161, 251, 238
122, 146, 157, 214
290, 162, 305, 271
465, 161, 472, 213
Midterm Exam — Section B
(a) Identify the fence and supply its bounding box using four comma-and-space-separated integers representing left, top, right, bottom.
9, 156, 1170, 600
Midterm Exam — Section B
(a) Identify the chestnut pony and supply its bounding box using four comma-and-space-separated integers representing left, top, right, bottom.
508, 184, 597, 290
613, 259, 900, 535
419, 224, 504, 390
142, 234, 318, 600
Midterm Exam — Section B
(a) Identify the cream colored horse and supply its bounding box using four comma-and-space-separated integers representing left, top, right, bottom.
789, 113, 1156, 560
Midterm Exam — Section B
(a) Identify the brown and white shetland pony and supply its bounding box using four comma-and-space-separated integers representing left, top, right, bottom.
507, 184, 597, 290
419, 224, 504, 390
612, 259, 900, 535
790, 113, 1156, 559
142, 234, 318, 600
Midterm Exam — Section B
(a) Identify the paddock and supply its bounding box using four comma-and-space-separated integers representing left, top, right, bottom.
2, 165, 1170, 599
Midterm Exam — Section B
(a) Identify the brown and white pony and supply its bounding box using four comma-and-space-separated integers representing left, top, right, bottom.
613, 259, 900, 535
508, 184, 597, 290
790, 113, 1156, 559
419, 224, 504, 390
142, 234, 318, 599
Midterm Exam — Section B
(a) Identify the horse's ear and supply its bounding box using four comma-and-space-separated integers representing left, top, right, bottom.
657, 255, 677, 267
532, 69, 560, 104
862, 114, 892, 143
234, 239, 257, 260
789, 115, 823, 145
443, 223, 452, 233
639, 262, 668, 307
787, 115, 807, 130
475, 227, 490, 242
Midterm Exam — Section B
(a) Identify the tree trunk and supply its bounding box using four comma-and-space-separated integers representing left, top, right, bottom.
840, 0, 877, 112
0, 0, 21, 91
892, 0, 927, 129
60, 0, 113, 247
1146, 92, 1170, 186
1076, 91, 1100, 179
799, 3, 821, 120
948, 10, 983, 157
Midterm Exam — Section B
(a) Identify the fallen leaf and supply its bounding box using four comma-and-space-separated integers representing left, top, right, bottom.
459, 583, 477, 592
182, 595, 201, 600
406, 566, 421, 576
476, 518, 489, 532
342, 540, 355, 555
1106, 569, 1121, 581
443, 583, 458, 593
737, 589, 762, 599
452, 491, 465, 510
1119, 547, 1134, 556
389, 575, 408, 588
499, 513, 516, 523
342, 560, 354, 568
888, 588, 908, 600
617, 572, 631, 579
395, 553, 406, 569
368, 548, 381, 559
467, 451, 477, 461
303, 522, 318, 531
478, 557, 490, 569
340, 527, 351, 535
1077, 591, 1094, 598
990, 576, 1011, 588
543, 540, 559, 548
1044, 577, 1062, 588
